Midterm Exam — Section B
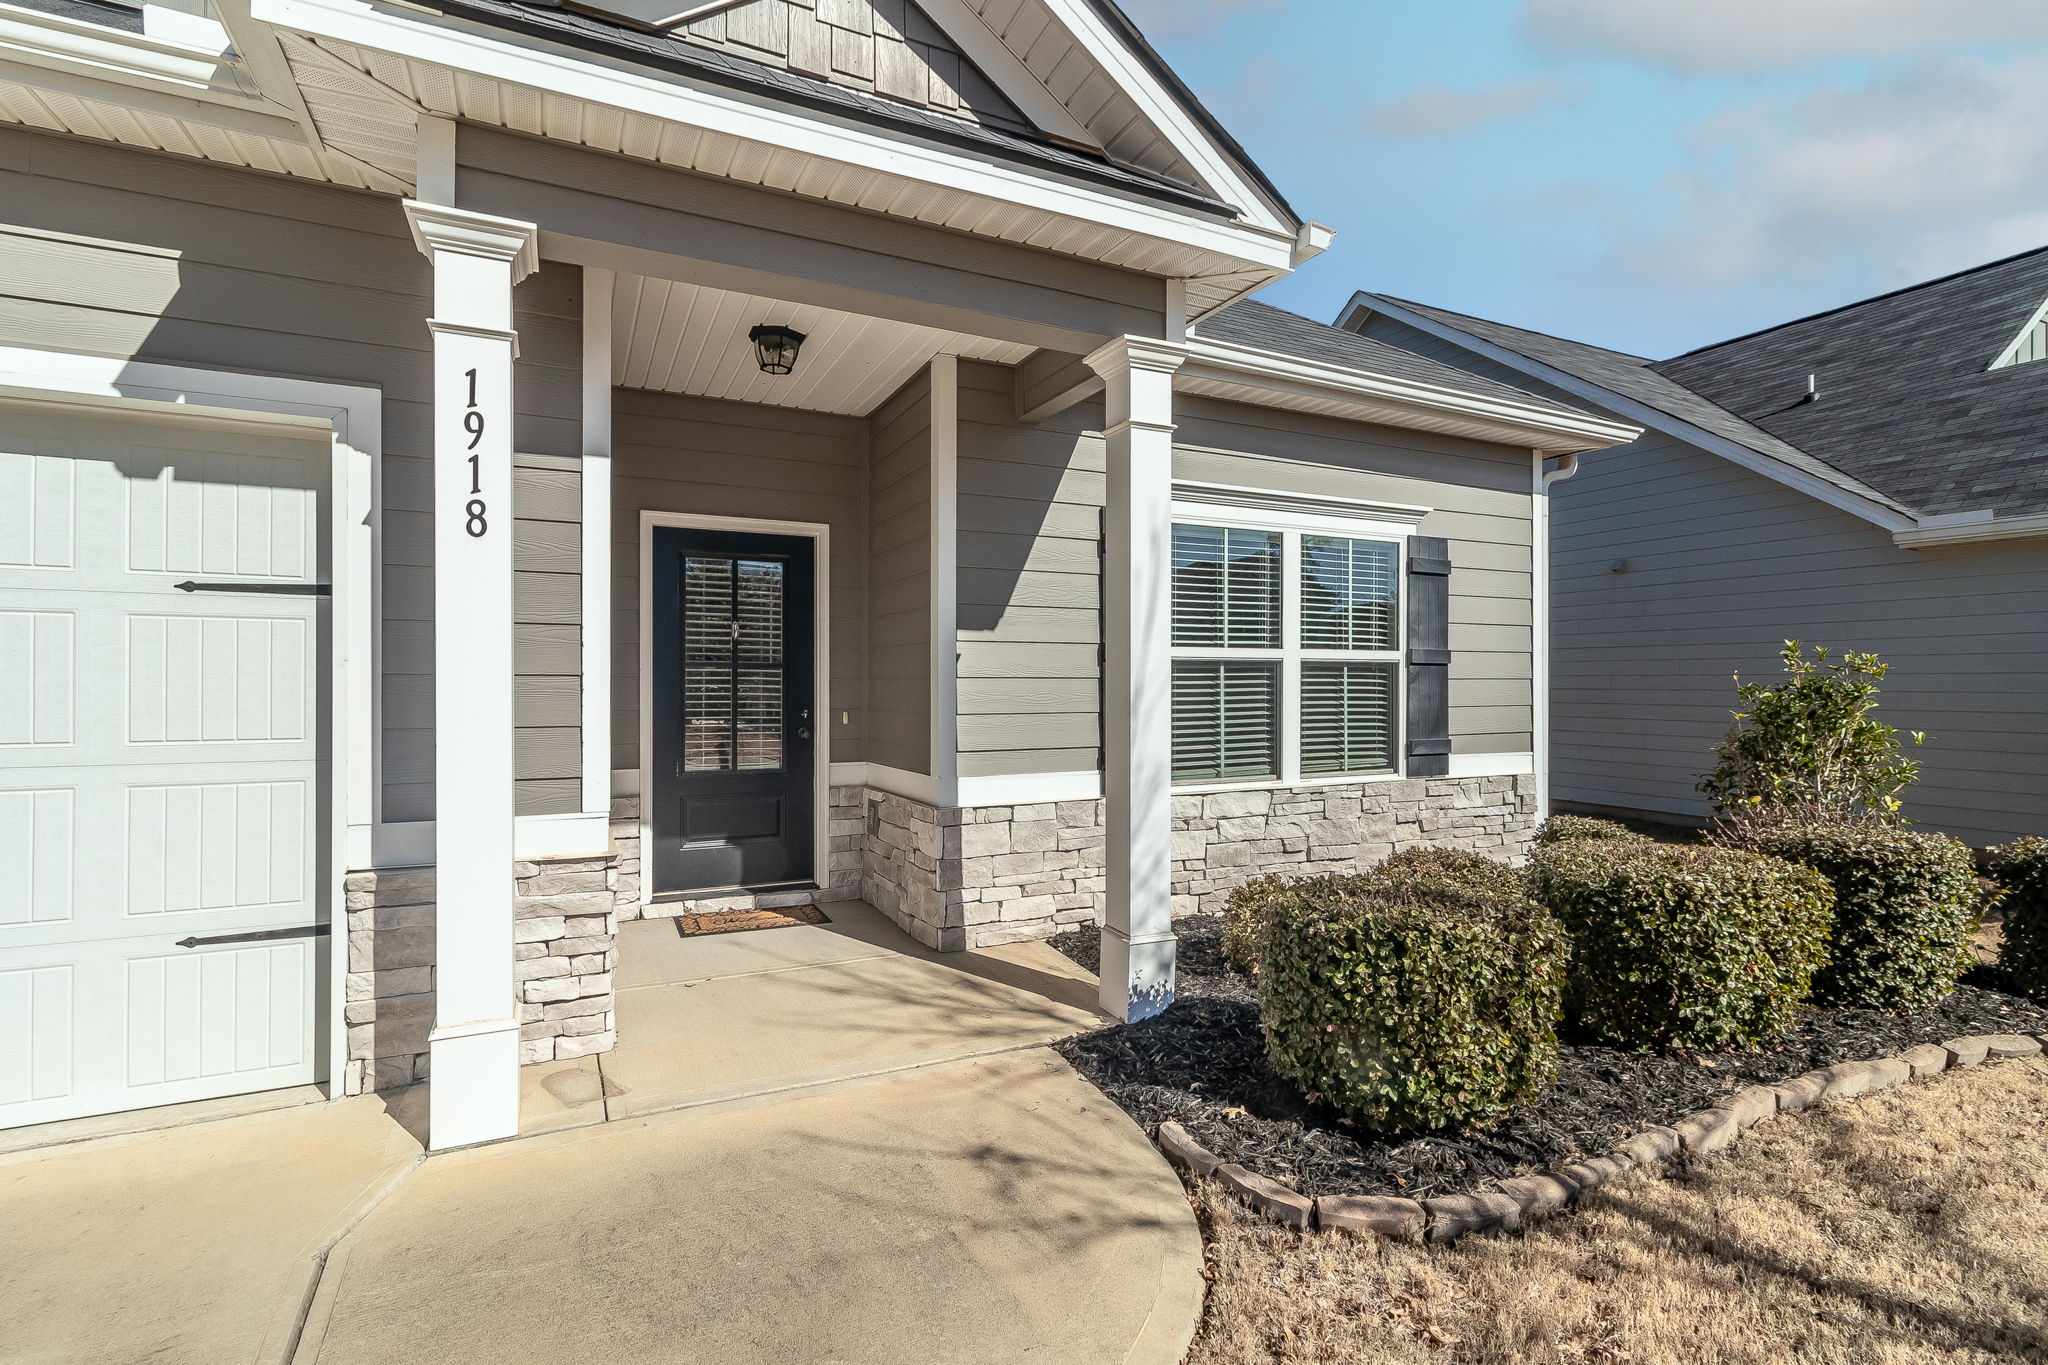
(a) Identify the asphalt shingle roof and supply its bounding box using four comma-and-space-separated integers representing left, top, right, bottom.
409, 0, 1237, 216
1198, 300, 1596, 421
1654, 247, 2048, 519
1373, 297, 1909, 516
1369, 248, 2048, 520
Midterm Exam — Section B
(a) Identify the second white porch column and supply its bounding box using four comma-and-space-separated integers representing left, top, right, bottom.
404, 200, 540, 1150
1087, 336, 1186, 1022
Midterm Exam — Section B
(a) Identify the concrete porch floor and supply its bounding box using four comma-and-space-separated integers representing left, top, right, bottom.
0, 903, 1203, 1365
507, 899, 1110, 1134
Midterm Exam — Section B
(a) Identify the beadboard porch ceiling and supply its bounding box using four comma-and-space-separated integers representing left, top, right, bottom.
611, 273, 1035, 416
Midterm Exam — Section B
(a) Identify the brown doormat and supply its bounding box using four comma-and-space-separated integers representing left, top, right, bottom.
676, 904, 829, 938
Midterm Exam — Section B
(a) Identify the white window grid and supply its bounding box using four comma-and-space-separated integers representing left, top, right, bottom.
1167, 498, 1412, 794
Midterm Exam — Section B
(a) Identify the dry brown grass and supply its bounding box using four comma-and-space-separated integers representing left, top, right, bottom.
1189, 1057, 2048, 1365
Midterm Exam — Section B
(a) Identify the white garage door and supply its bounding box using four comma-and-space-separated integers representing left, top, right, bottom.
0, 400, 329, 1128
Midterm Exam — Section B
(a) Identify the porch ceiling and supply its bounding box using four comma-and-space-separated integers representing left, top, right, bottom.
613, 274, 1032, 415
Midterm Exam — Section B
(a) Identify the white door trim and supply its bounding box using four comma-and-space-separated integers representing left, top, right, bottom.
637, 509, 831, 908
0, 344, 379, 1105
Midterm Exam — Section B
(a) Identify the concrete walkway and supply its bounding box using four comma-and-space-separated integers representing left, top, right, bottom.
0, 906, 1203, 1365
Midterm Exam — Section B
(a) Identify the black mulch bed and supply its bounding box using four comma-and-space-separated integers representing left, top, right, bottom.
1051, 916, 2048, 1201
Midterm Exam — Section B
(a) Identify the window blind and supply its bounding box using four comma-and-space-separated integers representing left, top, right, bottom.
1301, 661, 1398, 776
1171, 660, 1278, 784
1301, 536, 1399, 651
1171, 525, 1280, 649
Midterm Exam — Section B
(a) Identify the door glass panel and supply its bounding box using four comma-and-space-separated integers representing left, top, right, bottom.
681, 555, 786, 773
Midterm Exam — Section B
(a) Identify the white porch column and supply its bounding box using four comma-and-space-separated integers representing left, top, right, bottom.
404, 200, 539, 1150
1086, 336, 1185, 1023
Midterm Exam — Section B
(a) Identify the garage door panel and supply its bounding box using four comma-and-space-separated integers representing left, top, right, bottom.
0, 402, 330, 1128
126, 780, 309, 918
0, 964, 73, 1107
0, 610, 74, 747
0, 788, 74, 927
0, 444, 77, 571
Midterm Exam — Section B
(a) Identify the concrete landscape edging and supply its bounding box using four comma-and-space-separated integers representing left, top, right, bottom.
1156, 1032, 2048, 1244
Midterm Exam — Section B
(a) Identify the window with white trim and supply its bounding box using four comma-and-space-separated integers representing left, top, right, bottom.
1169, 501, 1407, 789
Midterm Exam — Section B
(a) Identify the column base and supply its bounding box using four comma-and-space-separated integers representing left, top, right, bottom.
1099, 926, 1176, 1023
427, 1017, 521, 1150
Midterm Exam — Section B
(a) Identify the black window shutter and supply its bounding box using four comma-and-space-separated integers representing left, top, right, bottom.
1405, 536, 1452, 777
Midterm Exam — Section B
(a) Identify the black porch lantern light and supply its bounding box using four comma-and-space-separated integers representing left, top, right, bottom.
749, 324, 807, 376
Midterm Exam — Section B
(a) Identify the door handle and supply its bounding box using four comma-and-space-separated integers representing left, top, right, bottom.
175, 581, 331, 596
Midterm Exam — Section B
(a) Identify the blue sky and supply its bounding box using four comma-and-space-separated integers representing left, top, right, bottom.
1117, 0, 2048, 357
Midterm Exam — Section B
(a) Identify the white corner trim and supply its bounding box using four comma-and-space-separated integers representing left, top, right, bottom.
1342, 293, 1917, 533
929, 355, 960, 809
579, 266, 614, 819
248, 0, 1296, 275
1172, 477, 1430, 527
1894, 510, 2048, 548
1448, 752, 1536, 778
957, 770, 1104, 806
1179, 333, 1640, 454
0, 346, 379, 1106
1531, 450, 1579, 825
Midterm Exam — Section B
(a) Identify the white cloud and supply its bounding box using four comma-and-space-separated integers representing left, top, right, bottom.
1116, 0, 1282, 40
1357, 79, 1578, 138
1521, 0, 2048, 72
1570, 53, 2048, 346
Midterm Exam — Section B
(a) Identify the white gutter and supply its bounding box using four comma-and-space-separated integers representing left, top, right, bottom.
1532, 451, 1580, 828
1894, 510, 2048, 548
1181, 334, 1642, 455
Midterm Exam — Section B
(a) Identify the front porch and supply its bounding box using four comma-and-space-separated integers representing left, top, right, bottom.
510, 900, 1107, 1135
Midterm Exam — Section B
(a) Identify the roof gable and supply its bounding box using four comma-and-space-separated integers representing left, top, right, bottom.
1989, 297, 2048, 370
551, 0, 1036, 137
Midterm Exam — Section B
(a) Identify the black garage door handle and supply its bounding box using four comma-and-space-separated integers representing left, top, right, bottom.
175, 924, 331, 949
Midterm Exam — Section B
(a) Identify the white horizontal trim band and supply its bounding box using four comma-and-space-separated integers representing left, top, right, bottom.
368, 813, 612, 867
1894, 511, 2048, 548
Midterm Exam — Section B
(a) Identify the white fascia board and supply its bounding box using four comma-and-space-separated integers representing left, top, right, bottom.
1033, 0, 1296, 239
1181, 334, 1642, 454
1894, 510, 2048, 548
0, 53, 307, 137
0, 1, 269, 100
251, 0, 1295, 275
1345, 292, 1918, 533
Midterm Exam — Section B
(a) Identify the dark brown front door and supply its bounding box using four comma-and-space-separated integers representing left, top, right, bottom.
649, 526, 817, 896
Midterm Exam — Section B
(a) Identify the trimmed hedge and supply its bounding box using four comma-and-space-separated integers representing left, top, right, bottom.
1536, 814, 1653, 847
1531, 841, 1833, 1050
1751, 824, 1982, 1012
1985, 838, 2048, 998
1257, 874, 1566, 1133
1373, 845, 1526, 897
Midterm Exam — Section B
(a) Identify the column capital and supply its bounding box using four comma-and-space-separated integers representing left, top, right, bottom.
1083, 335, 1189, 384
403, 200, 540, 282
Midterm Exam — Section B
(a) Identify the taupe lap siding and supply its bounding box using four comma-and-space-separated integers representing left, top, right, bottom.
610, 388, 868, 774
1553, 430, 2048, 844
867, 369, 932, 776
0, 126, 583, 823
1170, 397, 1537, 758
956, 360, 1106, 779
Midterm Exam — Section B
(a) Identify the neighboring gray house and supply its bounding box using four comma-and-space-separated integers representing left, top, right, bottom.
1344, 249, 2048, 847
0, 0, 1632, 1146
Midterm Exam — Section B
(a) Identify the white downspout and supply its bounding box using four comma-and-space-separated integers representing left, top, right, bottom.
1533, 450, 1580, 828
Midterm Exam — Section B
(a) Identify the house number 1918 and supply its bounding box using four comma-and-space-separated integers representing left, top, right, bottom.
462, 367, 488, 538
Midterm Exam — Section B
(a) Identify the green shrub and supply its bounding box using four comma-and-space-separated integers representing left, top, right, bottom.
1374, 845, 1526, 896
1699, 641, 1924, 835
1531, 841, 1833, 1050
1256, 874, 1566, 1133
1985, 838, 2048, 998
1749, 824, 1982, 1012
1536, 814, 1653, 847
